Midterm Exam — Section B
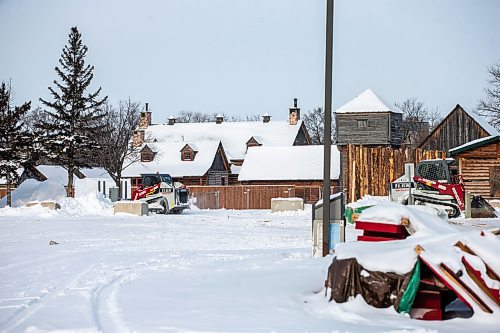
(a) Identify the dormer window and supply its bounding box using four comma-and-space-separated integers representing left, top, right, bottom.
180, 144, 198, 161
246, 136, 263, 152
140, 145, 155, 162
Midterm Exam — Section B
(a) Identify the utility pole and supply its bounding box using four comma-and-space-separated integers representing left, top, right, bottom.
322, 0, 334, 256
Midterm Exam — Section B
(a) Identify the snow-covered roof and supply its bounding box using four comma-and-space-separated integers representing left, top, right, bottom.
335, 89, 403, 114
122, 141, 222, 178
36, 166, 110, 184
238, 145, 340, 181
144, 120, 304, 161
449, 135, 500, 155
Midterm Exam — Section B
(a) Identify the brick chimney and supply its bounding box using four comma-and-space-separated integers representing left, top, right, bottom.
132, 129, 145, 148
262, 113, 271, 123
168, 115, 176, 125
139, 103, 152, 129
288, 98, 300, 125
215, 114, 224, 124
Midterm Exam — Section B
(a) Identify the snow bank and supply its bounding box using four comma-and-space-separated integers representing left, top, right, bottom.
58, 191, 113, 217
0, 179, 67, 208
0, 179, 113, 217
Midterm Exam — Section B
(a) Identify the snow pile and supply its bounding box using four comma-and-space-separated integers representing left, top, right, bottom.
0, 203, 58, 218
346, 194, 389, 209
0, 179, 113, 217
0, 179, 67, 208
335, 202, 499, 278
357, 202, 452, 236
58, 191, 113, 217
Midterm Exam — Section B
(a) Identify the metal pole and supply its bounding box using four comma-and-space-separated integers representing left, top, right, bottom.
322, 0, 334, 257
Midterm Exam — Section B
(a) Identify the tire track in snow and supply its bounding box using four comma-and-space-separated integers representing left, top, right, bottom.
0, 263, 96, 332
91, 271, 132, 333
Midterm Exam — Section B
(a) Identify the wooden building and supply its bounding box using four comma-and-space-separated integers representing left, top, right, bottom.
130, 99, 311, 183
417, 104, 498, 152
335, 89, 403, 147
449, 135, 500, 197
238, 145, 340, 203
335, 89, 404, 189
123, 141, 231, 188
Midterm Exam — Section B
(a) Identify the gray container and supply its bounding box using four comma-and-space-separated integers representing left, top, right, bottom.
312, 192, 345, 257
108, 187, 119, 202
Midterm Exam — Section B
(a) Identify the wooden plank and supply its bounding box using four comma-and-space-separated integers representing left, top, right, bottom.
462, 257, 500, 305
440, 263, 493, 313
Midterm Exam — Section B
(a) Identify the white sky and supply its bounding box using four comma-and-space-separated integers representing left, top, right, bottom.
1, 0, 499, 122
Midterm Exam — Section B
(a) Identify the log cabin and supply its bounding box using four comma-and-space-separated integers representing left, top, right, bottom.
449, 135, 500, 197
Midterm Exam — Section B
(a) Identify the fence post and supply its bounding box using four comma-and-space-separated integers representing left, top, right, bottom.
465, 191, 472, 218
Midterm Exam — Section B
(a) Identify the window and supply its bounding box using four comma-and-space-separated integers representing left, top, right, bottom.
357, 119, 368, 128
182, 150, 192, 161
141, 152, 153, 162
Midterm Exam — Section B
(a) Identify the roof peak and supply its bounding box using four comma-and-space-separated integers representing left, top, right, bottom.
335, 88, 402, 114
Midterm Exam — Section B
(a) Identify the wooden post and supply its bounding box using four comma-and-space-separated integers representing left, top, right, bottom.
6, 173, 12, 207
465, 191, 472, 218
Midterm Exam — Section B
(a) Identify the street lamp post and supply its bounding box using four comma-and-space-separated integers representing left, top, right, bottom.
322, 0, 334, 257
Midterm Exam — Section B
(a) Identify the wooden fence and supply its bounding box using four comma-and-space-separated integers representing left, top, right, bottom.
344, 145, 446, 203
188, 185, 337, 209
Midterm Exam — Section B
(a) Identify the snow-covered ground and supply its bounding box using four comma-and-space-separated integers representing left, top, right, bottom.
0, 193, 499, 332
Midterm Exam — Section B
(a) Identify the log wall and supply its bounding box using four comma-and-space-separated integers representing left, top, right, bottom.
456, 142, 500, 197
341, 145, 446, 203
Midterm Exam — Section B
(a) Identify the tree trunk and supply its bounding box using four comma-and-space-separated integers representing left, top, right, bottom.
114, 171, 122, 201
67, 167, 74, 197
6, 173, 12, 207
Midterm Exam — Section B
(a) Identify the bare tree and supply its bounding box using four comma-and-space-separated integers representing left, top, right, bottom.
303, 107, 335, 145
176, 110, 260, 123
396, 98, 441, 149
98, 99, 142, 198
427, 107, 442, 131
477, 61, 500, 130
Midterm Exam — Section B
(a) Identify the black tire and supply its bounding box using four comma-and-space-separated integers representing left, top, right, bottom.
160, 199, 169, 214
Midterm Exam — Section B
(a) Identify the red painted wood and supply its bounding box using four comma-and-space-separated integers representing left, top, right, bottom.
355, 221, 406, 234
357, 235, 398, 242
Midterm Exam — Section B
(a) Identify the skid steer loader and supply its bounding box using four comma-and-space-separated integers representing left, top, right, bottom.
390, 159, 497, 218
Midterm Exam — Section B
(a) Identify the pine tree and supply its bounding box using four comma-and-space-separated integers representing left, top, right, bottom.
39, 26, 108, 196
0, 81, 32, 206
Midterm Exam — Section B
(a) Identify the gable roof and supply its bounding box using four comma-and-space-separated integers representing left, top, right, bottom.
449, 135, 500, 155
335, 89, 403, 114
238, 145, 340, 181
417, 104, 499, 149
123, 141, 224, 178
143, 120, 306, 161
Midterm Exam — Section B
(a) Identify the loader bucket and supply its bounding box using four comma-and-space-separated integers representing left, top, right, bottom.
471, 196, 497, 218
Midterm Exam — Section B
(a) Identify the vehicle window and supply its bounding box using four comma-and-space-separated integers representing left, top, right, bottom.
161, 175, 172, 184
